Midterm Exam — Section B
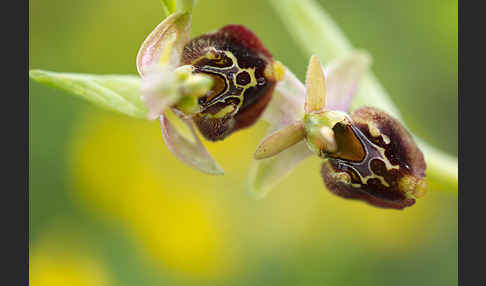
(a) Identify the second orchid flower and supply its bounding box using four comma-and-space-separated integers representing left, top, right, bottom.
252, 55, 427, 209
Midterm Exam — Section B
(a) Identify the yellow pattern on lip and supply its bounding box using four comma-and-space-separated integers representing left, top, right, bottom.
330, 124, 400, 188
192, 49, 260, 118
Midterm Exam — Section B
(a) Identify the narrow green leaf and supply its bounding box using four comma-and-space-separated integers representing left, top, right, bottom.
29, 70, 148, 119
267, 0, 458, 192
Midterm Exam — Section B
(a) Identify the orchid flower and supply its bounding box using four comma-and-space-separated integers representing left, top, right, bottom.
136, 11, 283, 175
251, 54, 426, 210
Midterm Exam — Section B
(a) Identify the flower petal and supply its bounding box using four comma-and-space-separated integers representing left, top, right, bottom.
254, 121, 305, 159
325, 50, 371, 112
305, 55, 327, 113
136, 12, 191, 76
261, 65, 305, 130
141, 65, 213, 120
160, 108, 224, 175
141, 66, 180, 120
248, 141, 312, 199
249, 65, 309, 198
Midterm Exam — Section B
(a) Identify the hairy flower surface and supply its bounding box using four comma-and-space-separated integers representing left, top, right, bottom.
183, 25, 278, 141
252, 55, 426, 209
320, 107, 426, 209
137, 12, 282, 174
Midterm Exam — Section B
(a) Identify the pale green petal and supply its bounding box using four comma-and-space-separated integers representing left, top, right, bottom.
254, 121, 305, 160
305, 55, 327, 113
29, 70, 147, 118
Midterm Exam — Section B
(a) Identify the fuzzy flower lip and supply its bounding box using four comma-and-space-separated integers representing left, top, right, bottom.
136, 11, 281, 175
252, 54, 427, 209
182, 24, 281, 142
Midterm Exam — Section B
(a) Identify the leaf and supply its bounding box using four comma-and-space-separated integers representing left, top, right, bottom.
267, 0, 458, 192
248, 141, 312, 199
161, 109, 224, 175
29, 70, 148, 119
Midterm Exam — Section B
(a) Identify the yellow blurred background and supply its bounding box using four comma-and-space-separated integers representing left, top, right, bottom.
29, 0, 457, 285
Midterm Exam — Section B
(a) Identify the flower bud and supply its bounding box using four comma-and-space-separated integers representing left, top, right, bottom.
181, 25, 280, 141
320, 107, 426, 209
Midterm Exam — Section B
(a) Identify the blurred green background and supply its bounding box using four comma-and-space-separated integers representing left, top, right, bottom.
29, 0, 457, 285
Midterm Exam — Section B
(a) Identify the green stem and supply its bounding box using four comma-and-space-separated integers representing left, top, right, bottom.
268, 0, 457, 192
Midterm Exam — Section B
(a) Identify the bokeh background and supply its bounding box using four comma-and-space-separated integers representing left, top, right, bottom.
29, 0, 458, 285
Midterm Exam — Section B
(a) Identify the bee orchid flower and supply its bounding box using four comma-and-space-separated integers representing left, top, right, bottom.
137, 11, 283, 175
252, 54, 427, 210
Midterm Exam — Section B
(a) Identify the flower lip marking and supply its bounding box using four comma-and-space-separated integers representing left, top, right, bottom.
325, 122, 399, 188
183, 25, 278, 141
322, 106, 427, 209
191, 50, 258, 115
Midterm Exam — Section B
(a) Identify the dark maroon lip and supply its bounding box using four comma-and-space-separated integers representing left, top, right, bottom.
217, 25, 274, 60
181, 24, 276, 141
320, 107, 426, 210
